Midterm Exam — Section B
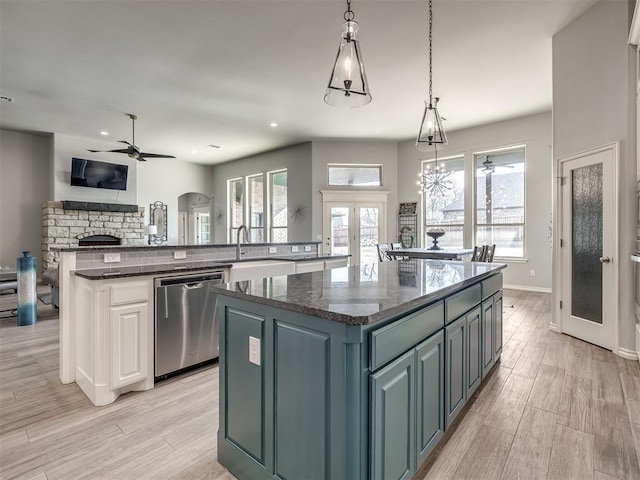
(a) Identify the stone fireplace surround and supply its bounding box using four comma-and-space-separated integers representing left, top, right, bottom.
42, 201, 146, 270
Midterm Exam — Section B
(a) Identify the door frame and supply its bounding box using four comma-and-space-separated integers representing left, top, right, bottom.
320, 190, 389, 263
552, 142, 619, 352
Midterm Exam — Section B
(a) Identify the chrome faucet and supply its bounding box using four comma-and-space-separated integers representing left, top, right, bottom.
236, 225, 250, 260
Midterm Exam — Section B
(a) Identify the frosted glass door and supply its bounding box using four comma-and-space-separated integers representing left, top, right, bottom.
561, 146, 616, 350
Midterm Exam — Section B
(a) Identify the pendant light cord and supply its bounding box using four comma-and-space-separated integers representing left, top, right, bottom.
344, 0, 355, 21
428, 0, 433, 103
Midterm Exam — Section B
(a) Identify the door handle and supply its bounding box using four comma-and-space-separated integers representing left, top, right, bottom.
599, 256, 611, 263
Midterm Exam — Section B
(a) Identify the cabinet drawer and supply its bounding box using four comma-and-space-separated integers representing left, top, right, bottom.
370, 301, 444, 371
445, 284, 481, 324
482, 273, 503, 300
110, 281, 150, 306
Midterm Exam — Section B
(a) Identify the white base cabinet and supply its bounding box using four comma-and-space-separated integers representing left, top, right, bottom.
74, 276, 154, 406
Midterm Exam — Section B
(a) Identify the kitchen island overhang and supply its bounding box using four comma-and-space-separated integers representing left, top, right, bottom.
215, 259, 506, 480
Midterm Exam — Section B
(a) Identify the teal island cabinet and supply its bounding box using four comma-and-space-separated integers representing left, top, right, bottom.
215, 259, 505, 480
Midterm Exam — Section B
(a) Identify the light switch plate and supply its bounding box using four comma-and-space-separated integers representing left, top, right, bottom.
269, 247, 277, 253
249, 336, 261, 366
174, 251, 187, 259
103, 253, 120, 263
291, 246, 299, 252
304, 245, 312, 252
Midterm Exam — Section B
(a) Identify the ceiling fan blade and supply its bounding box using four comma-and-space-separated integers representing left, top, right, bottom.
139, 153, 176, 159
87, 148, 132, 154
117, 140, 133, 146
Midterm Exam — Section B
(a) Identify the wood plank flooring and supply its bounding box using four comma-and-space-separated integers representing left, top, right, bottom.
1, 288, 640, 479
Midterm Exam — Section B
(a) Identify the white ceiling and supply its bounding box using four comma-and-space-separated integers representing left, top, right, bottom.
0, 0, 601, 165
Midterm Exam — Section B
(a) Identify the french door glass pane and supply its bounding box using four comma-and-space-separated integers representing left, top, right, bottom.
571, 164, 603, 324
359, 207, 379, 265
330, 207, 350, 256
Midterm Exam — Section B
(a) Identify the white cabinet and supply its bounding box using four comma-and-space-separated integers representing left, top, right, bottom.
74, 276, 153, 406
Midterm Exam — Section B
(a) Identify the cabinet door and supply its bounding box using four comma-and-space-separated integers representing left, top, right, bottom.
481, 299, 495, 379
370, 350, 415, 480
494, 292, 503, 360
415, 331, 444, 467
445, 315, 466, 429
110, 302, 149, 389
466, 307, 482, 398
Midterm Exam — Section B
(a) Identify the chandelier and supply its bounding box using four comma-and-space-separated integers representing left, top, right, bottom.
418, 148, 453, 197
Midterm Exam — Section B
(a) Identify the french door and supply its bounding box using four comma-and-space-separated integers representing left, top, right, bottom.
559, 143, 618, 350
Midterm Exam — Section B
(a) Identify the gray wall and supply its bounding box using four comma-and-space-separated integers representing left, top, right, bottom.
552, 0, 636, 351
210, 142, 313, 243
0, 129, 52, 276
398, 112, 553, 291
311, 141, 399, 246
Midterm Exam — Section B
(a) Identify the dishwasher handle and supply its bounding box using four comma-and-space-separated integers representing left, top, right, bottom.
184, 282, 203, 290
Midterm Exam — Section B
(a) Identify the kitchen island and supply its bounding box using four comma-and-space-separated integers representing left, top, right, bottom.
215, 259, 506, 480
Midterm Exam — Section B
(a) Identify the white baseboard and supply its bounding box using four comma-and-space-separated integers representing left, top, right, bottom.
503, 284, 552, 294
549, 322, 559, 332
618, 346, 639, 361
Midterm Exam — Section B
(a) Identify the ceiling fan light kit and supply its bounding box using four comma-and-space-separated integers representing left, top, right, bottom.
416, 0, 448, 152
324, 0, 372, 108
87, 113, 176, 162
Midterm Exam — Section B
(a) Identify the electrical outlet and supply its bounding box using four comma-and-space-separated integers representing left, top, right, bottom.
269, 247, 277, 254
304, 245, 312, 252
529, 269, 536, 277
103, 253, 120, 263
174, 251, 187, 260
291, 246, 299, 253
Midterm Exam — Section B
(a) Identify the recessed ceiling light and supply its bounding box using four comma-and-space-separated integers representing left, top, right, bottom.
269, 122, 278, 128
191, 150, 198, 154
100, 131, 109, 136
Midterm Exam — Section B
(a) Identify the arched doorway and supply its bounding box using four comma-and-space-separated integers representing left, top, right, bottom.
177, 192, 212, 245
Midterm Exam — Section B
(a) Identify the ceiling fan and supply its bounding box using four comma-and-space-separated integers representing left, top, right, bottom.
480, 156, 515, 174
88, 114, 175, 162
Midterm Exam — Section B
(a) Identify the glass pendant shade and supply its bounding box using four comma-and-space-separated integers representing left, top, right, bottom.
416, 98, 448, 151
324, 20, 372, 108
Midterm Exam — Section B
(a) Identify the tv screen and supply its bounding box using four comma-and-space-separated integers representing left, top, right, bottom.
70, 157, 128, 191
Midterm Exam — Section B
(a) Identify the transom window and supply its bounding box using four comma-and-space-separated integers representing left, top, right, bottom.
328, 165, 382, 187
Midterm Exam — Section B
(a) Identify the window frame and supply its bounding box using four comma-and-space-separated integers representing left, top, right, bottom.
227, 177, 244, 243
269, 169, 288, 243
473, 145, 526, 260
327, 164, 383, 187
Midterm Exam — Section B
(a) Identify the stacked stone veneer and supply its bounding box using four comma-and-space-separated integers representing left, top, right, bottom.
42, 201, 146, 270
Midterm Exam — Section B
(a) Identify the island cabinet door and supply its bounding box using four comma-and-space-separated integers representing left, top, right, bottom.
109, 302, 149, 389
494, 292, 503, 360
466, 306, 482, 399
445, 315, 466, 429
415, 331, 444, 468
481, 299, 495, 379
370, 350, 415, 480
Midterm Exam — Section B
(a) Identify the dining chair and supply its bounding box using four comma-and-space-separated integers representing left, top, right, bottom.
377, 243, 392, 262
471, 245, 486, 262
484, 244, 496, 262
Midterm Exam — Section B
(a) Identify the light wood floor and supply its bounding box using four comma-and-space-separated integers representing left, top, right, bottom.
1, 289, 639, 479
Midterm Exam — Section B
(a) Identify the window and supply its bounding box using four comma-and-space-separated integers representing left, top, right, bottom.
422, 155, 465, 248
328, 165, 382, 186
475, 146, 525, 258
248, 174, 264, 242
228, 178, 244, 242
227, 169, 287, 242
270, 170, 288, 242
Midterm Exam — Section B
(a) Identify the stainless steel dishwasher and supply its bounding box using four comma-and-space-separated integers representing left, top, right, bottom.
155, 271, 225, 379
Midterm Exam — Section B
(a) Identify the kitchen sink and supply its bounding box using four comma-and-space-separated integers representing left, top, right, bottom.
228, 259, 296, 282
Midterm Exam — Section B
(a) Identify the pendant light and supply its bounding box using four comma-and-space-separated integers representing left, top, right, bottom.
324, 0, 372, 107
416, 0, 448, 150
418, 147, 453, 197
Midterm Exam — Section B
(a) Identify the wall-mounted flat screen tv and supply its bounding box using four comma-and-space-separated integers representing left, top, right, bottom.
70, 157, 128, 191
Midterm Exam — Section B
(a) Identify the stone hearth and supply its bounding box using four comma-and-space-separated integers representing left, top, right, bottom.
42, 201, 146, 269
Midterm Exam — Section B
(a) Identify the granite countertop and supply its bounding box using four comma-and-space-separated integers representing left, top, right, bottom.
72, 255, 349, 280
216, 259, 506, 326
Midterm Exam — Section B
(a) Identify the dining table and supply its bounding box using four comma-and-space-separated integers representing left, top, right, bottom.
386, 247, 474, 261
